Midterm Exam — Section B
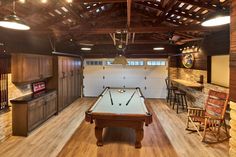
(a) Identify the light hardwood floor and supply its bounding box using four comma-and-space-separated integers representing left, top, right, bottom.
0, 98, 229, 157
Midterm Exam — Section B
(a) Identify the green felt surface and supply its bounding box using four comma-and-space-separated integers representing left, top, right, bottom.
91, 88, 147, 114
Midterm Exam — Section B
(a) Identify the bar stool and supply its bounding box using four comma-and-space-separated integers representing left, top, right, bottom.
172, 90, 188, 114
165, 78, 178, 105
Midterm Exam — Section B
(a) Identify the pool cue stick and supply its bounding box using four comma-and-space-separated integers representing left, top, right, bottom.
109, 91, 114, 105
125, 91, 136, 106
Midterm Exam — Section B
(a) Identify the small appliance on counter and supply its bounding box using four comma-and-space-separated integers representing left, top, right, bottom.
31, 81, 47, 98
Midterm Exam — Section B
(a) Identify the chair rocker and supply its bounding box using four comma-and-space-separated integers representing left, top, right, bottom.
186, 90, 230, 143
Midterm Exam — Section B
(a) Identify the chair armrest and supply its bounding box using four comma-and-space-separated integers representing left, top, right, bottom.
188, 107, 205, 111
204, 116, 223, 126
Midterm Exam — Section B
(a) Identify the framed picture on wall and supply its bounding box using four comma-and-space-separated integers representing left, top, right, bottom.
182, 54, 194, 69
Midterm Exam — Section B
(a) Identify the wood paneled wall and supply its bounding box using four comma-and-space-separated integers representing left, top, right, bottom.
230, 1, 236, 157
230, 0, 236, 102
0, 29, 52, 55
202, 30, 230, 56
170, 30, 229, 70
0, 54, 10, 74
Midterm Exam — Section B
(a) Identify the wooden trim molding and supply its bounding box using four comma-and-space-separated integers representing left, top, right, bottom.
230, 102, 236, 157
230, 0, 236, 157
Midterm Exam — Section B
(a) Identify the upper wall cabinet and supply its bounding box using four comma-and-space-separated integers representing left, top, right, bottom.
39, 55, 53, 78
11, 54, 53, 84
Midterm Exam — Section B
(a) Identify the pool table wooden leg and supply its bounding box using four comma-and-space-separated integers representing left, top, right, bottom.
95, 126, 103, 146
135, 128, 144, 148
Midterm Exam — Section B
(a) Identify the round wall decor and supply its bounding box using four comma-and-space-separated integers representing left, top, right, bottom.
182, 54, 194, 68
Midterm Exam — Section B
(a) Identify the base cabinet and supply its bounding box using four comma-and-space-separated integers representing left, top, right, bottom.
12, 91, 57, 136
44, 92, 57, 120
28, 99, 45, 131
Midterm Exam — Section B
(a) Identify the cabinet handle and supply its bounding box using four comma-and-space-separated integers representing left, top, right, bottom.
62, 72, 65, 78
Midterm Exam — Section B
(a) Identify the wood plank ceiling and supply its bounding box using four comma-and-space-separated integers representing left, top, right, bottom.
0, 0, 231, 57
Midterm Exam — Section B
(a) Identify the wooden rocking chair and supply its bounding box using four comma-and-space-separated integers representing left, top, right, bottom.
186, 90, 230, 143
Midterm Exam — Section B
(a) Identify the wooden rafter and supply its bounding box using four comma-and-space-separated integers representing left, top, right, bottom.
74, 0, 156, 3
64, 25, 229, 34
127, 0, 132, 27
177, 0, 223, 11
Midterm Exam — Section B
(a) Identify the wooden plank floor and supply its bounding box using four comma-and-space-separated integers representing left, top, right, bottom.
0, 98, 229, 157
58, 99, 178, 157
0, 109, 12, 142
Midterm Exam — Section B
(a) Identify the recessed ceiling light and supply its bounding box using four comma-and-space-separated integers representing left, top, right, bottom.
81, 47, 91, 51
41, 0, 47, 3
55, 9, 62, 15
201, 16, 230, 27
61, 7, 69, 12
19, 0, 25, 3
66, 0, 73, 3
153, 47, 164, 51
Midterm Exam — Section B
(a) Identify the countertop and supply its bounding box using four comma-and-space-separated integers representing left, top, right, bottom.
10, 89, 56, 104
171, 79, 204, 89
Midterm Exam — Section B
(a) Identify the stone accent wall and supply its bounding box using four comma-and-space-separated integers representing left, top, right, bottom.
177, 68, 207, 84
8, 74, 32, 104
169, 67, 228, 108
176, 83, 228, 108
230, 102, 236, 157
169, 67, 178, 79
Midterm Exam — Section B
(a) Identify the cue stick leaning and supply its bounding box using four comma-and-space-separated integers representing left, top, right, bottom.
125, 91, 136, 106
109, 90, 114, 105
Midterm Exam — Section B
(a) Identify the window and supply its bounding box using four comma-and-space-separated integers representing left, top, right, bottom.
147, 60, 166, 66
211, 55, 229, 87
105, 61, 113, 65
128, 61, 144, 66
86, 60, 103, 65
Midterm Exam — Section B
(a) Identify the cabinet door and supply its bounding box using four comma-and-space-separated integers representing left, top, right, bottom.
75, 59, 81, 98
71, 58, 76, 102
22, 55, 40, 82
67, 58, 73, 105
58, 78, 64, 111
28, 99, 45, 131
44, 92, 57, 119
40, 56, 53, 78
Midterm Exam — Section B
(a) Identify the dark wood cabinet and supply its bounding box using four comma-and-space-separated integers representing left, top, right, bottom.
39, 55, 53, 79
11, 91, 57, 136
44, 92, 57, 120
48, 56, 82, 112
11, 54, 53, 84
28, 99, 45, 131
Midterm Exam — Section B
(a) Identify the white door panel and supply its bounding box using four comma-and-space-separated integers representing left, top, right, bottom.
83, 59, 168, 98
83, 66, 104, 96
144, 78, 167, 98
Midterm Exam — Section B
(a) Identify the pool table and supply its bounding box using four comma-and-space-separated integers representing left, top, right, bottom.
85, 87, 152, 148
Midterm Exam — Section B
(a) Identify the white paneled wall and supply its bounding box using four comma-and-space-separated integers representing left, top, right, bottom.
83, 59, 168, 98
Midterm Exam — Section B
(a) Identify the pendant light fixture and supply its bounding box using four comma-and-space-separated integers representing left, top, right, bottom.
112, 30, 128, 65
0, 1, 30, 30
113, 54, 128, 65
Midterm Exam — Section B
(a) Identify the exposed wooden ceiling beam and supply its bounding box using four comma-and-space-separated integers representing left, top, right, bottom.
156, 0, 179, 24
65, 25, 228, 34
74, 0, 156, 3
177, 0, 223, 11
77, 40, 169, 45
127, 0, 132, 27
134, 3, 201, 25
